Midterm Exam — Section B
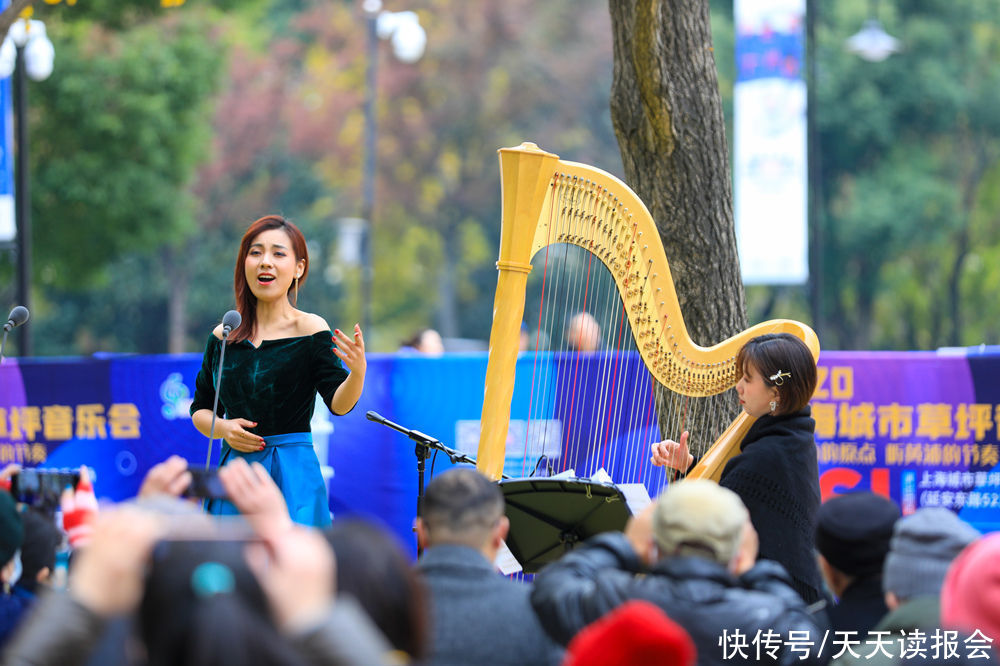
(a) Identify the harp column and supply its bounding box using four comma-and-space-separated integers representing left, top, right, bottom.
477, 143, 560, 480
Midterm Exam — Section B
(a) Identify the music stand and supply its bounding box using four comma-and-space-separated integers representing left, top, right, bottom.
499, 477, 632, 574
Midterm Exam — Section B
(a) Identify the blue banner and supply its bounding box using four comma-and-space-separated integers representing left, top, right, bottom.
2, 349, 999, 556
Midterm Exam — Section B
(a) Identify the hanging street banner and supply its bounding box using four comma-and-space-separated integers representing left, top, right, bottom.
733, 0, 809, 284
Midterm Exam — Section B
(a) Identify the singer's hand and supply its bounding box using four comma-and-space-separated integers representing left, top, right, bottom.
221, 418, 266, 453
332, 324, 366, 375
650, 431, 693, 471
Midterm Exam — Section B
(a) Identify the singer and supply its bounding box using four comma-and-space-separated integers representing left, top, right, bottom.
189, 215, 366, 527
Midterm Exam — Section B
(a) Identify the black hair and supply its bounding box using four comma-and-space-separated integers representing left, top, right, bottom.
17, 507, 62, 593
140, 539, 308, 666
736, 333, 818, 414
421, 468, 504, 537
324, 519, 429, 660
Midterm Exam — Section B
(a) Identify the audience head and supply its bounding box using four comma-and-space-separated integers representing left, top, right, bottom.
519, 320, 532, 352
141, 537, 307, 666
324, 519, 428, 661
941, 533, 1000, 642
17, 507, 63, 593
882, 507, 979, 608
563, 600, 697, 666
736, 333, 817, 415
401, 328, 445, 355
652, 479, 750, 571
0, 491, 24, 582
816, 492, 899, 595
417, 468, 507, 555
566, 312, 601, 352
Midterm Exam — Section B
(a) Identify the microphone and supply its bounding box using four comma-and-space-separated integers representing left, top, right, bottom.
3, 306, 29, 332
0, 306, 30, 364
221, 309, 241, 338
366, 410, 389, 425
205, 310, 241, 469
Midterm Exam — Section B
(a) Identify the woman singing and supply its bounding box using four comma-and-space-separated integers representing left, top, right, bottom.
190, 215, 366, 527
650, 332, 824, 604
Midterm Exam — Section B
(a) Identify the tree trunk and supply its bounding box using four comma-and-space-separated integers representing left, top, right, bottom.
164, 248, 190, 354
609, 0, 747, 449
436, 232, 459, 340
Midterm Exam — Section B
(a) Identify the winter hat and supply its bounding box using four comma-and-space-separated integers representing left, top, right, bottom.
883, 507, 979, 602
563, 600, 697, 666
941, 533, 1000, 642
816, 491, 900, 577
653, 479, 748, 566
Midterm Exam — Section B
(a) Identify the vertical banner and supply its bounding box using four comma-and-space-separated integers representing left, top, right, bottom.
0, 0, 14, 243
733, 0, 808, 284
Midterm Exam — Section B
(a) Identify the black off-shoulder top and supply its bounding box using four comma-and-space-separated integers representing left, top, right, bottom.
189, 331, 350, 437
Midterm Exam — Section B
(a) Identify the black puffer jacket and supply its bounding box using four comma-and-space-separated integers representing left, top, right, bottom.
531, 532, 827, 666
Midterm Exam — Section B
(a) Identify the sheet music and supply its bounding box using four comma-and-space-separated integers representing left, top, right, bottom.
494, 539, 522, 575
590, 467, 613, 485
617, 483, 652, 516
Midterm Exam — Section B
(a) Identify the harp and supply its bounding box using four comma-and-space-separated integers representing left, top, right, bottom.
475, 142, 818, 489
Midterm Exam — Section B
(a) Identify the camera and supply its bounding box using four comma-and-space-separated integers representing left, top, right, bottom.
184, 468, 228, 501
9, 467, 93, 509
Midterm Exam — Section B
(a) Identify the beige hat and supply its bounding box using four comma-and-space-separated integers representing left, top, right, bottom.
653, 479, 749, 565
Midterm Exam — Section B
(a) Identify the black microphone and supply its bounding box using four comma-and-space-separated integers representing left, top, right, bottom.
205, 310, 241, 469
0, 306, 30, 364
221, 309, 241, 338
3, 306, 29, 332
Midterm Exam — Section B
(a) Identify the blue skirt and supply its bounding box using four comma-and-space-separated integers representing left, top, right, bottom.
207, 432, 332, 528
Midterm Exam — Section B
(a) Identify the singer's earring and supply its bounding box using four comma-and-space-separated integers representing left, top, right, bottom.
294, 276, 299, 304
769, 400, 778, 413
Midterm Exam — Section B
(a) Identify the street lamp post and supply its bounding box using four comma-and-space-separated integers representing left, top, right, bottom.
0, 19, 55, 357
360, 0, 425, 335
806, 2, 899, 336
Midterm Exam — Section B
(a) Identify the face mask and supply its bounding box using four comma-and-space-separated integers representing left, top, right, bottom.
7, 549, 22, 588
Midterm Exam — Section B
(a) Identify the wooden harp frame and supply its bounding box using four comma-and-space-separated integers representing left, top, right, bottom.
476, 142, 819, 482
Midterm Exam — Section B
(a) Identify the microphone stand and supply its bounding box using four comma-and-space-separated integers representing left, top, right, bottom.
366, 410, 508, 556
0, 329, 9, 365
205, 330, 232, 470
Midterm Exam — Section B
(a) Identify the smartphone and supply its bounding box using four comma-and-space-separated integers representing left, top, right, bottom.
10, 468, 86, 507
184, 468, 228, 501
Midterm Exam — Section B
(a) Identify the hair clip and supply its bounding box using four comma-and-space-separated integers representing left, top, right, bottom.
768, 370, 792, 386
191, 561, 235, 598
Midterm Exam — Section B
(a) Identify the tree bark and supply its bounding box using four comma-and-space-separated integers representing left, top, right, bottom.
609, 0, 748, 449
164, 248, 190, 354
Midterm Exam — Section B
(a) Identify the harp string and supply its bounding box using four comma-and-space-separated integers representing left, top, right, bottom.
516, 172, 740, 486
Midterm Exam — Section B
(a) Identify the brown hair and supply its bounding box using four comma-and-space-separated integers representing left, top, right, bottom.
230, 215, 308, 344
735, 333, 817, 415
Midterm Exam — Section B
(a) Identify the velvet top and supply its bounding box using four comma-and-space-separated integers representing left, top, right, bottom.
190, 331, 349, 437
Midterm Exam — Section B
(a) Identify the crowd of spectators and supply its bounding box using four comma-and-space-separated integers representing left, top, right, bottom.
0, 460, 996, 665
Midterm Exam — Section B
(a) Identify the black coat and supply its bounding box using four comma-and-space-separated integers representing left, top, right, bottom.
530, 532, 826, 666
720, 407, 826, 604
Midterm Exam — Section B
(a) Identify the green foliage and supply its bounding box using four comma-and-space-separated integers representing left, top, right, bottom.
810, 0, 1000, 349
19, 0, 1000, 356
26, 8, 226, 353
31, 12, 222, 289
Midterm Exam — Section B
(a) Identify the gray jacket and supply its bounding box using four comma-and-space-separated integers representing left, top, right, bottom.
416, 544, 563, 666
